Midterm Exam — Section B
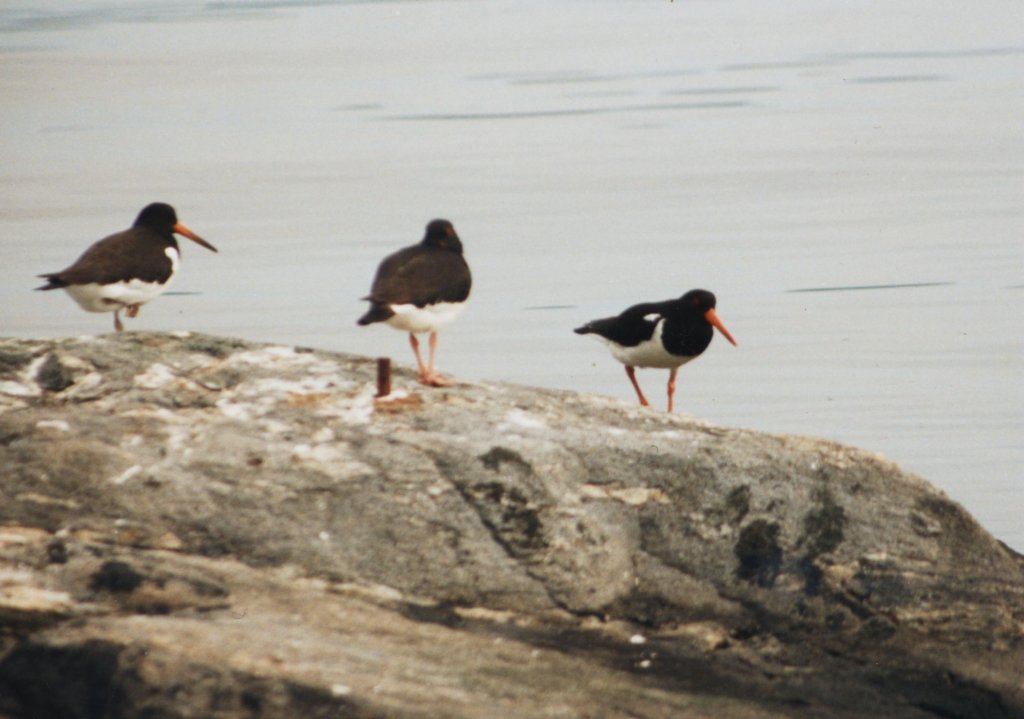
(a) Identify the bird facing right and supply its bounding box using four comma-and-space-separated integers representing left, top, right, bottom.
36, 202, 217, 332
574, 289, 737, 412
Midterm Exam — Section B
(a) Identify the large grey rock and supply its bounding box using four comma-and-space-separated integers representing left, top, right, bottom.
0, 332, 1021, 718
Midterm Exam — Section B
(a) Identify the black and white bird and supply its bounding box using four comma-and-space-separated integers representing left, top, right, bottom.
357, 219, 471, 386
575, 289, 736, 412
36, 202, 217, 332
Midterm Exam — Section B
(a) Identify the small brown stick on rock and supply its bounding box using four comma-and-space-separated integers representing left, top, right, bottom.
376, 357, 391, 398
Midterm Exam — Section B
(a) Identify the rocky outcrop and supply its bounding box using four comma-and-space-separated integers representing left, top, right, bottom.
1, 332, 1022, 719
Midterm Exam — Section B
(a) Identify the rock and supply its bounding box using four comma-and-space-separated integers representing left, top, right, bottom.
0, 332, 1021, 719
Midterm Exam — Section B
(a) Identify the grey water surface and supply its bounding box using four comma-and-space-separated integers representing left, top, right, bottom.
1, 0, 1022, 550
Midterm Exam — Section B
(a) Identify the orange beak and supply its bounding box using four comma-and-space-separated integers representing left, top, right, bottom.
173, 222, 218, 252
705, 308, 737, 346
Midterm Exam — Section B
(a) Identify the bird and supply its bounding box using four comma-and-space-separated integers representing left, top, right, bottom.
574, 289, 737, 412
357, 219, 471, 387
36, 202, 217, 332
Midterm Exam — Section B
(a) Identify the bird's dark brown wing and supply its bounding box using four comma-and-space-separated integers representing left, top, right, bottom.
367, 245, 471, 308
42, 228, 175, 286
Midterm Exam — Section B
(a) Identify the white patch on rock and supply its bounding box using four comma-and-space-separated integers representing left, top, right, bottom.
501, 408, 547, 430
63, 372, 103, 398
311, 427, 335, 443
0, 397, 29, 413
16, 493, 80, 509
216, 397, 253, 421
0, 528, 55, 548
0, 381, 41, 398
121, 407, 183, 424
228, 346, 310, 366
134, 363, 178, 390
260, 419, 291, 435
0, 585, 75, 616
328, 582, 405, 603
215, 373, 364, 422
373, 388, 409, 403
111, 465, 143, 486
338, 385, 376, 425
292, 443, 345, 464
580, 484, 669, 506
651, 430, 685, 441
35, 419, 70, 432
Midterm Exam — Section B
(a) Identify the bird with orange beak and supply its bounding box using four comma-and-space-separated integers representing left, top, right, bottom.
36, 202, 217, 332
575, 289, 737, 412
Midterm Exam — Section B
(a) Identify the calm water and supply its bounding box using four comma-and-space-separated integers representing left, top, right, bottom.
1, 0, 1022, 550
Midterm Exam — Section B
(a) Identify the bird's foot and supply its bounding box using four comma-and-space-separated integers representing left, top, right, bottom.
418, 371, 453, 387
113, 311, 124, 333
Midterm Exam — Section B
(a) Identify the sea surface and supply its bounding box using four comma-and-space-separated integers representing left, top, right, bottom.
1, 0, 1022, 550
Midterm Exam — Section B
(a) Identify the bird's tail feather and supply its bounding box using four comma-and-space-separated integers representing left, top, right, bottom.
357, 303, 395, 326
35, 274, 68, 291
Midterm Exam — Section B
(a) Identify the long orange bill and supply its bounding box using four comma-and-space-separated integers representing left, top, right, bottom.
173, 222, 218, 252
705, 308, 737, 346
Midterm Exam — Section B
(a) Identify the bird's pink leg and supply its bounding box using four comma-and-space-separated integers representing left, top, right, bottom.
408, 333, 429, 382
126, 304, 140, 318
423, 332, 452, 387
113, 309, 124, 333
625, 366, 650, 407
667, 366, 679, 413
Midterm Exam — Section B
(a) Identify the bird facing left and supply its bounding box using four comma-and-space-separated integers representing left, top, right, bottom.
36, 202, 217, 332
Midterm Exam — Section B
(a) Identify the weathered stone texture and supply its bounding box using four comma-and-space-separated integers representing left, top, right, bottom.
1, 333, 1021, 718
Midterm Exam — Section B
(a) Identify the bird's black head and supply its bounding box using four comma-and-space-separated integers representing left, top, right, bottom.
422, 219, 463, 253
132, 202, 217, 252
133, 202, 179, 234
680, 288, 717, 313
679, 288, 737, 346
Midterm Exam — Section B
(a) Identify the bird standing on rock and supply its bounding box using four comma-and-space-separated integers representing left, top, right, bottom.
358, 219, 471, 387
575, 289, 737, 412
36, 202, 217, 332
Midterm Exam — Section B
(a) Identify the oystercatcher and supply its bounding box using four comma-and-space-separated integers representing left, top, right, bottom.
36, 202, 217, 332
575, 289, 737, 411
357, 219, 471, 386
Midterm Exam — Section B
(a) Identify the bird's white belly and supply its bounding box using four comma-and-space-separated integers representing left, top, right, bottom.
603, 321, 695, 369
64, 247, 178, 312
385, 301, 465, 333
